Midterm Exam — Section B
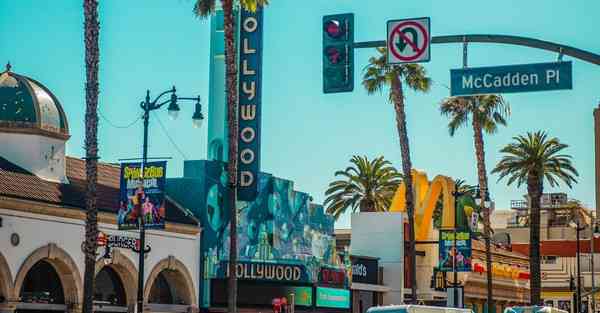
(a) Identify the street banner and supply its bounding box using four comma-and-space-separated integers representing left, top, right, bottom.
438, 230, 472, 272
117, 161, 167, 230
237, 7, 264, 201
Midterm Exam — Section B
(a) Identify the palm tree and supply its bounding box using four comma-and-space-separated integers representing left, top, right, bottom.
440, 94, 510, 311
82, 1, 100, 312
193, 2, 267, 312
324, 155, 402, 219
492, 131, 578, 304
363, 47, 431, 303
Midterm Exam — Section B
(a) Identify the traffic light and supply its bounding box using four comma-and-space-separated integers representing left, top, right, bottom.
323, 13, 354, 93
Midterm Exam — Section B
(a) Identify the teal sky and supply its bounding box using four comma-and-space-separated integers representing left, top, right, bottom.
2, 1, 599, 228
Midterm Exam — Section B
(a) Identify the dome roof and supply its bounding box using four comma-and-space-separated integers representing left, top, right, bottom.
0, 63, 69, 140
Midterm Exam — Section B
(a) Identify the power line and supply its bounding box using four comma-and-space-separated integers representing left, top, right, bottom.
152, 111, 189, 160
99, 111, 141, 129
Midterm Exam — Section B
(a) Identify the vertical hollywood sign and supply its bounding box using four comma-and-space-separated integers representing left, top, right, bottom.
237, 8, 263, 201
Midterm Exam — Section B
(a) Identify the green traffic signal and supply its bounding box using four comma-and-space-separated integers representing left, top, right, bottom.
322, 13, 354, 94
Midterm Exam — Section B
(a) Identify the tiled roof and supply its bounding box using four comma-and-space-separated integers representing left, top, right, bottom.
0, 156, 197, 225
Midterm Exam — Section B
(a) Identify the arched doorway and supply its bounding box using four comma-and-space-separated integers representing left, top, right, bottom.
94, 250, 137, 312
94, 267, 127, 311
0, 252, 12, 306
148, 271, 187, 305
16, 260, 65, 313
144, 256, 196, 313
13, 244, 82, 313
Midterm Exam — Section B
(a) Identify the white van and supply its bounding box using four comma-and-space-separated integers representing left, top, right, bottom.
504, 306, 569, 313
367, 305, 473, 313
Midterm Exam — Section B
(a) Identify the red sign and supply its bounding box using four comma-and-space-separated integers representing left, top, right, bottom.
319, 268, 346, 287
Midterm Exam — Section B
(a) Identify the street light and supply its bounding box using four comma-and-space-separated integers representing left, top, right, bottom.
474, 187, 493, 313
451, 189, 464, 308
136, 86, 203, 313
592, 216, 599, 313
570, 217, 585, 313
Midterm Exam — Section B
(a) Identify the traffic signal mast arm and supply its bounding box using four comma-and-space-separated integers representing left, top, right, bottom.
352, 34, 600, 66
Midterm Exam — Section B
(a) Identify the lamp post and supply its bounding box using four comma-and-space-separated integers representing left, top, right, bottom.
474, 187, 491, 310
136, 86, 203, 313
592, 217, 600, 313
450, 190, 463, 308
570, 218, 585, 313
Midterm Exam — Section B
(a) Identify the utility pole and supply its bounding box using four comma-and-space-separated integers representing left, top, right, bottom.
595, 103, 600, 220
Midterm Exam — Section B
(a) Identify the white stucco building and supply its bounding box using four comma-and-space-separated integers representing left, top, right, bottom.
0, 64, 201, 313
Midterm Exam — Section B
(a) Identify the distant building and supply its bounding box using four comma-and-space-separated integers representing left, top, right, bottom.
493, 192, 599, 312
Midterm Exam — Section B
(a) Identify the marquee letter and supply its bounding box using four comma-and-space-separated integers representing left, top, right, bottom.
240, 149, 255, 164
240, 104, 256, 120
243, 38, 256, 54
243, 17, 258, 32
242, 81, 256, 100
242, 59, 256, 75
240, 171, 254, 187
240, 127, 256, 143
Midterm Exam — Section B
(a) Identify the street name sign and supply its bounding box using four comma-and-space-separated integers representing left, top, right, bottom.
450, 61, 572, 96
387, 17, 430, 64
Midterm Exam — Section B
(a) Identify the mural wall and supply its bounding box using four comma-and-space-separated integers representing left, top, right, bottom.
193, 161, 346, 307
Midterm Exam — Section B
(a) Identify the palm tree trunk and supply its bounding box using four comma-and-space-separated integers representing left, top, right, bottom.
222, 1, 239, 312
391, 75, 417, 303
82, 1, 100, 312
472, 116, 493, 312
528, 173, 543, 305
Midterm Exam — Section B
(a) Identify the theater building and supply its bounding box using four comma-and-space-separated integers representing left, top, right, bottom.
0, 65, 201, 313
166, 160, 351, 313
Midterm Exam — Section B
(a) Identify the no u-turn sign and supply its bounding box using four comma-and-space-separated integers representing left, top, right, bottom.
387, 17, 431, 64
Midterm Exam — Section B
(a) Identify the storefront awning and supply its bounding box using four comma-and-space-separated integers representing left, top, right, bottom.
351, 283, 391, 292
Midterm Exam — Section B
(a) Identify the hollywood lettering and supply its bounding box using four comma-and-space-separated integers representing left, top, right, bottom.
224, 263, 302, 282
237, 8, 263, 201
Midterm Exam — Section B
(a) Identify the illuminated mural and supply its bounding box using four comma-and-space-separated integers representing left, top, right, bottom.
195, 161, 346, 307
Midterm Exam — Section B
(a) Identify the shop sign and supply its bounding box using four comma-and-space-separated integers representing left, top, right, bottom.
237, 7, 264, 201
97, 231, 147, 252
319, 267, 346, 287
315, 287, 350, 309
117, 161, 167, 230
438, 230, 472, 272
473, 261, 530, 279
351, 256, 378, 284
218, 261, 309, 283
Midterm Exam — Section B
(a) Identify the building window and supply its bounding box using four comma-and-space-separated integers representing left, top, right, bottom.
542, 256, 558, 264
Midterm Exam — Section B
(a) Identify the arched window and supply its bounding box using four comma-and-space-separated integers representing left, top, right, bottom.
19, 260, 65, 304
94, 267, 127, 306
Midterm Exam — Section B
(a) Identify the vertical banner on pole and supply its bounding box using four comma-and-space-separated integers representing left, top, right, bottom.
237, 7, 263, 201
438, 230, 472, 272
117, 161, 167, 230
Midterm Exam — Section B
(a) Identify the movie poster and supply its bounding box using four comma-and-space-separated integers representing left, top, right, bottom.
117, 161, 167, 230
438, 230, 472, 272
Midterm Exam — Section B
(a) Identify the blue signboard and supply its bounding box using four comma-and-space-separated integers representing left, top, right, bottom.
237, 8, 264, 201
450, 61, 572, 96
